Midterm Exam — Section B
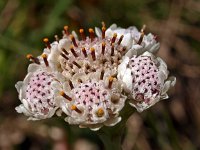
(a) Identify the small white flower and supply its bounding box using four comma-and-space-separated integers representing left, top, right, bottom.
118, 51, 176, 112
57, 71, 126, 131
105, 24, 160, 55
15, 63, 64, 120
42, 36, 71, 71
57, 28, 126, 79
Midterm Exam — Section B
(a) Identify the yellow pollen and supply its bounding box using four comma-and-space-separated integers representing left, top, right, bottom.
70, 35, 78, 47
111, 33, 117, 45
63, 26, 69, 35
102, 26, 106, 31
89, 28, 94, 33
70, 34, 74, 40
108, 76, 114, 88
43, 38, 51, 49
42, 53, 47, 58
102, 26, 106, 39
82, 47, 87, 57
59, 91, 65, 96
89, 28, 95, 41
70, 45, 74, 49
26, 54, 33, 59
96, 108, 104, 117
113, 33, 117, 38
109, 76, 114, 82
43, 38, 49, 43
71, 105, 77, 110
26, 54, 40, 64
90, 47, 95, 52
79, 29, 84, 33
59, 91, 72, 101
71, 105, 82, 113
64, 25, 68, 31
79, 29, 86, 40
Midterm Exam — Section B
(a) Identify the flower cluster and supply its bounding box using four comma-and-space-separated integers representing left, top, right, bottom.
15, 23, 176, 130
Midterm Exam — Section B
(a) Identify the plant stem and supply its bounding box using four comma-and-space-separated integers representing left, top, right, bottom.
97, 125, 124, 150
97, 103, 135, 150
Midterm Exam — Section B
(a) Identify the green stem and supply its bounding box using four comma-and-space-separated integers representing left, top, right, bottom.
97, 102, 135, 150
97, 125, 125, 150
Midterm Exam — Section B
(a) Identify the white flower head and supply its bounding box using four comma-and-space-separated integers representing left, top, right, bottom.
57, 27, 128, 79
15, 60, 64, 120
57, 71, 126, 131
16, 23, 176, 129
105, 24, 160, 56
118, 51, 176, 112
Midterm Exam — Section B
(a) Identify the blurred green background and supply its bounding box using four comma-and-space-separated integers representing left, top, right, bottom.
0, 0, 200, 149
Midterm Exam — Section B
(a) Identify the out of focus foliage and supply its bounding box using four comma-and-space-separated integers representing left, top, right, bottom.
0, 0, 200, 149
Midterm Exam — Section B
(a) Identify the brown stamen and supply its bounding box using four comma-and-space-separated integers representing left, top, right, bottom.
89, 28, 95, 42
102, 42, 106, 55
62, 48, 69, 55
102, 26, 106, 39
60, 91, 72, 101
122, 46, 126, 52
100, 70, 104, 80
108, 76, 114, 89
68, 63, 73, 69
71, 105, 82, 113
72, 61, 81, 68
85, 64, 90, 70
111, 43, 114, 56
60, 53, 69, 60
78, 79, 82, 83
26, 54, 40, 64
64, 26, 69, 36
79, 29, 86, 40
137, 32, 144, 45
91, 68, 96, 72
111, 33, 117, 45
140, 24, 146, 33
68, 80, 74, 89
43, 38, 51, 49
118, 35, 124, 45
70, 45, 78, 57
41, 54, 49, 67
54, 35, 59, 42
82, 47, 87, 57
70, 35, 78, 47
90, 47, 96, 61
